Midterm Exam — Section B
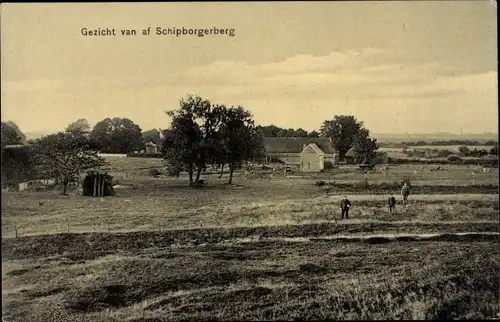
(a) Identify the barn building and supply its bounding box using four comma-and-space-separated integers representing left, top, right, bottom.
263, 137, 339, 172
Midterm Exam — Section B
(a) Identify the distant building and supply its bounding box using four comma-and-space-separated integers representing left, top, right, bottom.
145, 141, 158, 154
345, 148, 359, 165
263, 137, 339, 172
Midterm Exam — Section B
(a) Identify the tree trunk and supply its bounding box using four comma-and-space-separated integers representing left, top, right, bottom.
188, 165, 194, 187
219, 164, 225, 179
228, 164, 234, 184
195, 166, 202, 184
339, 150, 347, 162
62, 182, 68, 195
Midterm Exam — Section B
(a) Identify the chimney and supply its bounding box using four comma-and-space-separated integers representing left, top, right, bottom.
303, 144, 307, 150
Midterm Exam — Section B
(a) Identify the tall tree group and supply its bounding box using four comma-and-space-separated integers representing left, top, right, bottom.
90, 117, 143, 154
163, 95, 264, 186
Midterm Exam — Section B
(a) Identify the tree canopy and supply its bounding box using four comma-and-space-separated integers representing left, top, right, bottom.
66, 118, 91, 133
164, 95, 264, 186
90, 117, 143, 153
352, 127, 379, 165
1, 121, 26, 146
142, 129, 164, 147
31, 129, 106, 194
256, 125, 319, 138
320, 115, 377, 161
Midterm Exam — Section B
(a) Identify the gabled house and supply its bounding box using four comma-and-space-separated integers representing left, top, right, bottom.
263, 137, 339, 172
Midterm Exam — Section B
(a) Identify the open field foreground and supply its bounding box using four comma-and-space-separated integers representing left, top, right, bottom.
2, 158, 499, 321
2, 230, 499, 321
2, 189, 499, 237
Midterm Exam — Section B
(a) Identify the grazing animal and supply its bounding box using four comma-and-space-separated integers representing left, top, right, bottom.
38, 202, 44, 206
388, 195, 396, 214
401, 183, 410, 205
340, 196, 351, 220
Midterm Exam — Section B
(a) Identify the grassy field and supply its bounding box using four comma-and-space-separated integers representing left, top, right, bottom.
2, 156, 499, 321
2, 232, 499, 321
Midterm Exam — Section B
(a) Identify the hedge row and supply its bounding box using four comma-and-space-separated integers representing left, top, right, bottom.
387, 157, 498, 166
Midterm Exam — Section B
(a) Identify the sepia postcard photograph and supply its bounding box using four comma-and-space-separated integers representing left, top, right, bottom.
1, 1, 498, 321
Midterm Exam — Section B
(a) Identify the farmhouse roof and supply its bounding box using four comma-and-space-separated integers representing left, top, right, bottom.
301, 143, 325, 155
263, 137, 338, 154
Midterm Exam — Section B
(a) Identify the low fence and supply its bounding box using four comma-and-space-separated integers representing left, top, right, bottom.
126, 153, 163, 158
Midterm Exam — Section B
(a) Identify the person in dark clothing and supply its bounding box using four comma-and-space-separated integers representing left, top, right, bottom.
401, 182, 410, 205
388, 195, 396, 214
340, 196, 351, 219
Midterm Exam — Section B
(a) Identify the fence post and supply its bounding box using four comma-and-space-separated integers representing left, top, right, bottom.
107, 222, 111, 232
67, 221, 70, 234
14, 224, 18, 238
93, 177, 97, 197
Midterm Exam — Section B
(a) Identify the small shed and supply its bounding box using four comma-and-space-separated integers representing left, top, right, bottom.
82, 170, 115, 197
145, 141, 157, 154
345, 148, 359, 164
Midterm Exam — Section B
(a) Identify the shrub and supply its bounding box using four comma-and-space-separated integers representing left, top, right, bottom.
149, 168, 161, 177
447, 154, 462, 162
165, 162, 182, 177
324, 161, 334, 169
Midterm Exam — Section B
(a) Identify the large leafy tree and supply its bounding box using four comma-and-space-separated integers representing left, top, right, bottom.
352, 128, 379, 165
90, 117, 143, 153
218, 106, 265, 184
31, 129, 106, 194
164, 95, 224, 186
164, 95, 264, 186
1, 121, 25, 146
66, 118, 90, 133
320, 115, 366, 161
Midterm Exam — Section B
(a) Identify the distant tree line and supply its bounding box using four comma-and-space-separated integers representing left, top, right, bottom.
400, 140, 498, 146
255, 125, 320, 138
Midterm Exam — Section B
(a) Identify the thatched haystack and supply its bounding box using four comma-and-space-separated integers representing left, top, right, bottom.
82, 170, 115, 197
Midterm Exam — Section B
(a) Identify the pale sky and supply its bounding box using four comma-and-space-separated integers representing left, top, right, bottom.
1, 2, 498, 135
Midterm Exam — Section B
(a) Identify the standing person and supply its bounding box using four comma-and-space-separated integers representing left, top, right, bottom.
340, 196, 351, 219
401, 182, 410, 205
388, 195, 396, 214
